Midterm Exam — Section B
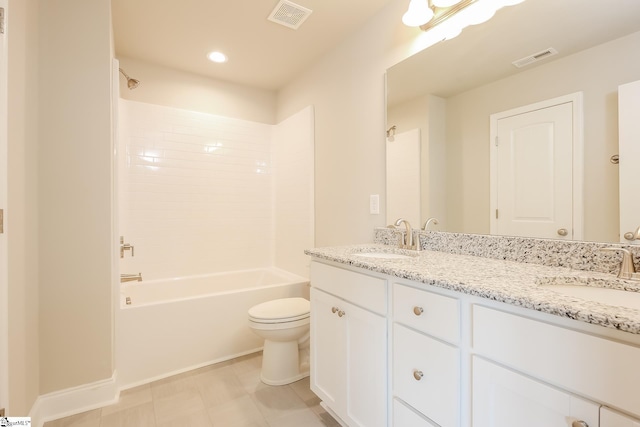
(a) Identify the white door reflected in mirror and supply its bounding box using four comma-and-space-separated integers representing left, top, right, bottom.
490, 93, 583, 240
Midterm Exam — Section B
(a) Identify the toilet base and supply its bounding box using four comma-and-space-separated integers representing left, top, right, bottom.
260, 339, 310, 386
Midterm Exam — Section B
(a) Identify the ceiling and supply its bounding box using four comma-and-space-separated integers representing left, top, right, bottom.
387, 0, 640, 106
113, 0, 640, 96
112, 0, 396, 91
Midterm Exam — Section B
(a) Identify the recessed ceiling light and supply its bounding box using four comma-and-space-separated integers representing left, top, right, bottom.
207, 51, 228, 63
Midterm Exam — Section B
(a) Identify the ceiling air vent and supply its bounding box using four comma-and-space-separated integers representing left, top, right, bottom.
512, 47, 559, 68
268, 0, 313, 30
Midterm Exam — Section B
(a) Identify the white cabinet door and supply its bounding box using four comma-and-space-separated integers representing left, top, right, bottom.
344, 294, 387, 427
601, 407, 640, 427
310, 287, 387, 427
472, 357, 599, 427
618, 80, 640, 244
310, 287, 346, 411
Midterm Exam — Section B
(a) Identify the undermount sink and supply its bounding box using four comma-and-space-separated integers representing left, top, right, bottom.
540, 283, 640, 311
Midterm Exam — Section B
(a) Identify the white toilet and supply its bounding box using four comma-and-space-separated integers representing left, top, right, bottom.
248, 297, 311, 386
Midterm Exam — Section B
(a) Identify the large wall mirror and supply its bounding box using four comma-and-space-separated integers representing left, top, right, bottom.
386, 0, 640, 243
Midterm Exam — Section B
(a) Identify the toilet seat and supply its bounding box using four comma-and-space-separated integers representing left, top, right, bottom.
248, 297, 310, 324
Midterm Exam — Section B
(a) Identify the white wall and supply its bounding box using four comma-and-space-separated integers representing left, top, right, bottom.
38, 0, 114, 394
7, 0, 40, 415
276, 0, 421, 246
117, 57, 277, 125
273, 106, 315, 278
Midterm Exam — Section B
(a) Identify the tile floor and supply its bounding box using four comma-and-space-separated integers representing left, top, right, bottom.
44, 352, 341, 427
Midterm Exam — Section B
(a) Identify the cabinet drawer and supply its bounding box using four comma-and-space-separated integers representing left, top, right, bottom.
393, 283, 460, 343
393, 399, 439, 427
310, 261, 386, 315
393, 324, 459, 427
473, 305, 640, 418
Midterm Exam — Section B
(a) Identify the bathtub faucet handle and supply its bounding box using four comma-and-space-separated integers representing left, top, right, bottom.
120, 236, 135, 258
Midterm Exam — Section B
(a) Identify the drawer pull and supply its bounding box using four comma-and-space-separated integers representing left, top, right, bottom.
338, 310, 345, 317
413, 306, 424, 316
331, 306, 338, 313
572, 422, 588, 427
413, 370, 424, 381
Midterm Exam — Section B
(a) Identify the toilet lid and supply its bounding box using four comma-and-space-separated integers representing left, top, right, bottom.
249, 297, 310, 322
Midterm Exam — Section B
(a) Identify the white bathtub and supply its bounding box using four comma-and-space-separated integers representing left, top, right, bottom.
116, 267, 310, 388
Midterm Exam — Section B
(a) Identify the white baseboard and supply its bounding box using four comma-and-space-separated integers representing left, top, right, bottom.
29, 371, 119, 427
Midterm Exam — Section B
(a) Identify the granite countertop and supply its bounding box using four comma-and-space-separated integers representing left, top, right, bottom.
305, 244, 640, 335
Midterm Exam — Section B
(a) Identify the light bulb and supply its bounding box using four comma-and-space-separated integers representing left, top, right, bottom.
402, 0, 434, 27
207, 51, 228, 63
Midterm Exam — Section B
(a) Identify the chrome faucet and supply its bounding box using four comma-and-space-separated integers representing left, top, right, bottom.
601, 247, 640, 281
394, 218, 415, 250
120, 236, 135, 258
422, 217, 439, 231
623, 225, 640, 242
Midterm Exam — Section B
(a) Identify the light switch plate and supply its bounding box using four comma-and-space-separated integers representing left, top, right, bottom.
369, 195, 380, 215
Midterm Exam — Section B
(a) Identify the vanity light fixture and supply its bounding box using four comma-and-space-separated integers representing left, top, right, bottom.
403, 0, 525, 33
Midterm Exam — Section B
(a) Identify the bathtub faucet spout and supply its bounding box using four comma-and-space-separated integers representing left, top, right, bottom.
121, 273, 142, 283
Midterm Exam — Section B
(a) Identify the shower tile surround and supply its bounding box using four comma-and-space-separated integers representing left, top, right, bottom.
119, 101, 272, 279
118, 101, 313, 280
304, 229, 640, 334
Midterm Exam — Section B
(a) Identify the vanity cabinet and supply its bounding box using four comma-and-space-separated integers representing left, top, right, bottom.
392, 283, 460, 427
308, 258, 640, 427
472, 357, 599, 426
472, 304, 640, 426
310, 262, 387, 427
